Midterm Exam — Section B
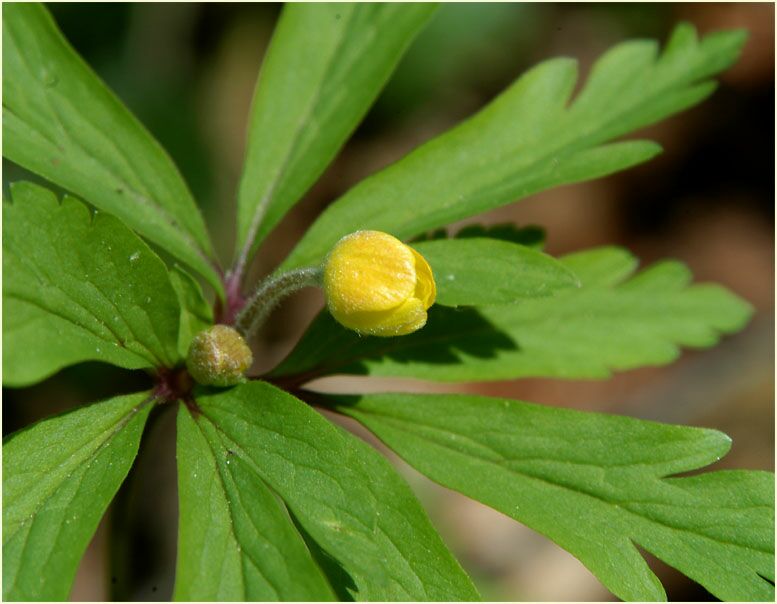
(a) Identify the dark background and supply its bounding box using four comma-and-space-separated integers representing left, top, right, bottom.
3, 3, 774, 601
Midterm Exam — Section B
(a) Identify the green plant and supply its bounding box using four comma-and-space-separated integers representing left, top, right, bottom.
3, 3, 773, 601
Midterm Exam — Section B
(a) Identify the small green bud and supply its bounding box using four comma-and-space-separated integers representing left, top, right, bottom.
186, 325, 253, 387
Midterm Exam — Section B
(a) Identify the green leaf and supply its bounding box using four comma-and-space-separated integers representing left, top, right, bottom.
169, 265, 214, 359
561, 245, 639, 287
454, 223, 546, 250
412, 223, 546, 248
3, 182, 181, 387
280, 24, 746, 271
288, 512, 358, 601
173, 403, 335, 601
270, 248, 752, 383
2, 3, 223, 296
3, 392, 153, 601
413, 237, 580, 306
234, 3, 436, 270
196, 381, 480, 601
330, 392, 775, 601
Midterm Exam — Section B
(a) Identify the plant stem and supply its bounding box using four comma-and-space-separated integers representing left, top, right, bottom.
235, 267, 322, 337
220, 270, 246, 325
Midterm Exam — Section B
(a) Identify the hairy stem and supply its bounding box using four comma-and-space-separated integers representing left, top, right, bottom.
235, 267, 322, 337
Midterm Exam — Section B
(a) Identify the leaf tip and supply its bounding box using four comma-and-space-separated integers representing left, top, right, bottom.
693, 426, 733, 462
709, 27, 749, 52
704, 284, 755, 333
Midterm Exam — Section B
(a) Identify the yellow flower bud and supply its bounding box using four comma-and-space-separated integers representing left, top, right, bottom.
323, 230, 436, 337
186, 325, 253, 387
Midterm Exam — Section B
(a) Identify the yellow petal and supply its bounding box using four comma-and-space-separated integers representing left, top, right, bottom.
410, 246, 436, 308
324, 231, 416, 315
333, 296, 428, 337
322, 230, 437, 337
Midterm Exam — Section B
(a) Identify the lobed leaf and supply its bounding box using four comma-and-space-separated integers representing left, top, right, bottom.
412, 237, 580, 306
234, 3, 437, 271
2, 3, 223, 295
270, 247, 752, 383
195, 381, 480, 601
3, 392, 153, 600
174, 404, 335, 601
3, 182, 182, 387
330, 392, 775, 601
280, 23, 746, 271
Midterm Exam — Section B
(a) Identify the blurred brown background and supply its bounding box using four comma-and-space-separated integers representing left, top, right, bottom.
3, 3, 774, 601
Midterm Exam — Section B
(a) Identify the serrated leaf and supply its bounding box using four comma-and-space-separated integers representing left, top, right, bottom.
413, 237, 580, 306
3, 182, 181, 387
3, 392, 153, 601
270, 248, 752, 383
234, 3, 436, 270
2, 3, 223, 295
330, 392, 775, 602
195, 381, 480, 601
173, 404, 335, 601
280, 24, 745, 271
169, 265, 213, 359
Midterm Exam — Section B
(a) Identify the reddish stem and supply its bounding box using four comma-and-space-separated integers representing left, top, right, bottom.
217, 271, 247, 325
153, 366, 194, 403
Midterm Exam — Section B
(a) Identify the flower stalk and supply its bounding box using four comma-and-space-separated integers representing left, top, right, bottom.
235, 267, 322, 337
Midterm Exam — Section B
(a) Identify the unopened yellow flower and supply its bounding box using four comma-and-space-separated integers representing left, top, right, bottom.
323, 230, 436, 337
